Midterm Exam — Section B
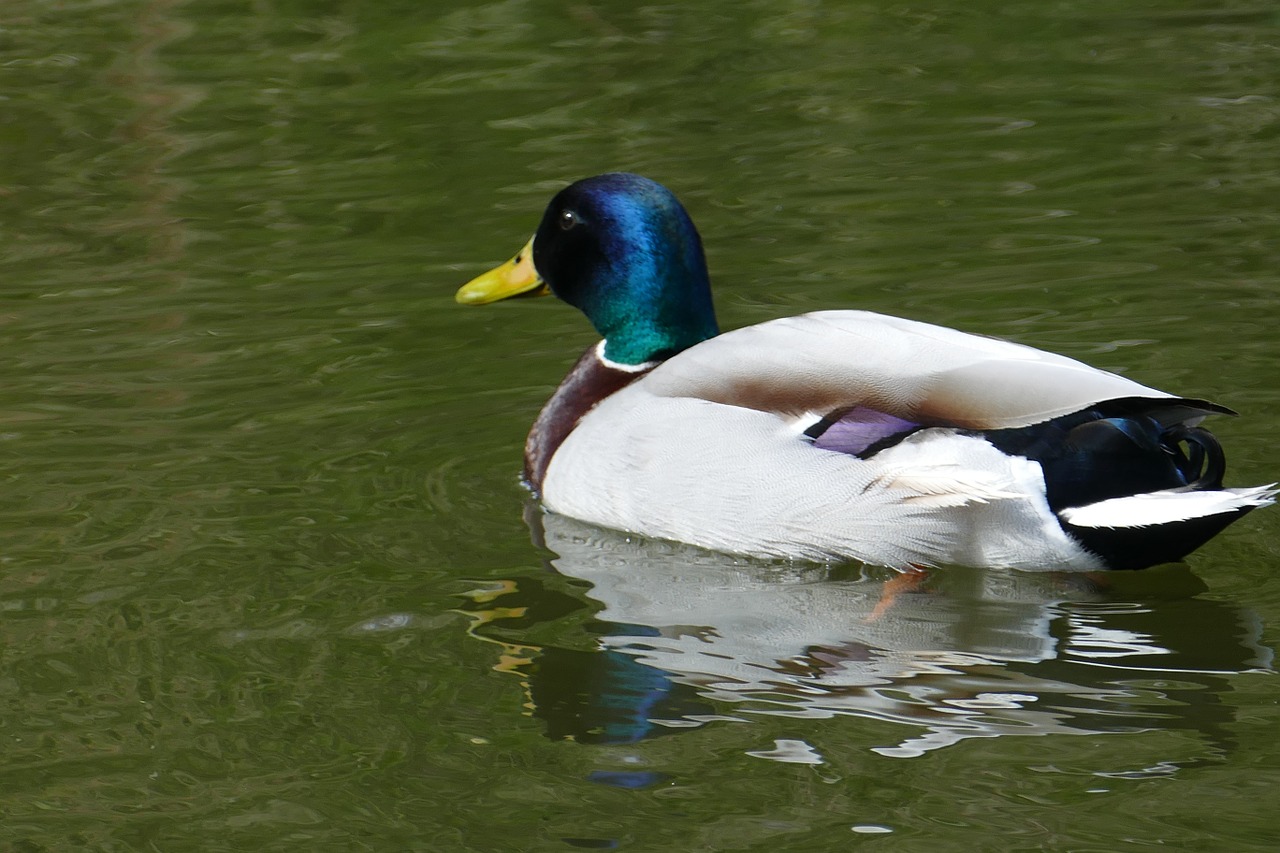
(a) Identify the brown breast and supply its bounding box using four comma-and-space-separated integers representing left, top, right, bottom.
523, 345, 650, 494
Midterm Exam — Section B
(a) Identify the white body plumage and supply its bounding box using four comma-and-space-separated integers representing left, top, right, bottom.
540, 312, 1273, 570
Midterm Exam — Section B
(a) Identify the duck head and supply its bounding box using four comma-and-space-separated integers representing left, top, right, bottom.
457, 173, 720, 366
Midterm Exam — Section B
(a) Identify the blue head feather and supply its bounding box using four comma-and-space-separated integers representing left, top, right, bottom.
532, 173, 720, 365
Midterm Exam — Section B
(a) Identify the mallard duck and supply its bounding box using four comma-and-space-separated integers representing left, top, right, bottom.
456, 173, 1274, 570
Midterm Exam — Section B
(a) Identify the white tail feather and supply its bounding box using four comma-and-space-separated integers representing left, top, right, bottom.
1059, 485, 1277, 529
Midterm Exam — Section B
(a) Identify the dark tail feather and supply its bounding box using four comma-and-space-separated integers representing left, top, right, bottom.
1163, 424, 1225, 490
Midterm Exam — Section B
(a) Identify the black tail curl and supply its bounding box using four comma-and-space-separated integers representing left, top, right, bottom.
979, 400, 1233, 514
1162, 424, 1225, 490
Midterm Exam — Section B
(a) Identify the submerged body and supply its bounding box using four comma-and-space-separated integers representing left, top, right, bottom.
458, 173, 1273, 570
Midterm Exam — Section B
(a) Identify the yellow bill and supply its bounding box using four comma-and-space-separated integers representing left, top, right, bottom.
455, 236, 549, 304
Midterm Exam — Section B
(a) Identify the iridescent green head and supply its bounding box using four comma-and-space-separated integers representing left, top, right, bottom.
457, 173, 720, 365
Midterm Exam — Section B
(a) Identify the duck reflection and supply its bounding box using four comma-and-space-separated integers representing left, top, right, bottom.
459, 511, 1271, 760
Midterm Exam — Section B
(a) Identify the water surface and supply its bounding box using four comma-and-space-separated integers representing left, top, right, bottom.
2, 1, 1279, 850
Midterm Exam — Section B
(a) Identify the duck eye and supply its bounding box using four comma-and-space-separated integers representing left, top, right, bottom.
559, 209, 579, 230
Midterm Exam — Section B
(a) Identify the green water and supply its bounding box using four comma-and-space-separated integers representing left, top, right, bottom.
3, 0, 1279, 850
